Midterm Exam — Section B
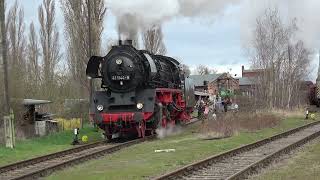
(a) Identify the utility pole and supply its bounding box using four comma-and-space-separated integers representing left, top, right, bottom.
87, 0, 93, 128
88, 0, 92, 69
1, 0, 9, 115
1, 0, 14, 148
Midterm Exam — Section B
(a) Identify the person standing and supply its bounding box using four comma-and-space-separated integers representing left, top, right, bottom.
197, 99, 205, 120
204, 102, 209, 118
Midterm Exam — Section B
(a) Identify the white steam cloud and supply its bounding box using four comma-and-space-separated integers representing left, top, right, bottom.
156, 124, 182, 139
107, 0, 320, 77
107, 0, 240, 39
107, 0, 320, 49
240, 0, 320, 49
239, 0, 320, 80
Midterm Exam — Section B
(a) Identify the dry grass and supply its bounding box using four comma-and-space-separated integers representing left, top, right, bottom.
265, 108, 305, 118
199, 111, 281, 139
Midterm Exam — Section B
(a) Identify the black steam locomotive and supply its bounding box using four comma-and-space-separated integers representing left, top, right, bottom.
86, 40, 194, 140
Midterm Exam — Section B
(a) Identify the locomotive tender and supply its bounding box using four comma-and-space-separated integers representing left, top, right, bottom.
86, 40, 195, 140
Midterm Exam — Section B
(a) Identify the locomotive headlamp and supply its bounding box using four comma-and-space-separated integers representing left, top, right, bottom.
97, 105, 104, 111
137, 103, 144, 110
116, 59, 123, 65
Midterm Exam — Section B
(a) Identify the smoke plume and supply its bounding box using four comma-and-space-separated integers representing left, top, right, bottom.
107, 0, 320, 78
240, 0, 320, 49
107, 0, 240, 40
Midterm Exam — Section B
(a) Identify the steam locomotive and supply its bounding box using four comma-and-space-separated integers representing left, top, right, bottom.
86, 40, 195, 140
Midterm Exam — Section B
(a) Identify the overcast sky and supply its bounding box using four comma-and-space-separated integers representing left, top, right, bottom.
11, 0, 320, 81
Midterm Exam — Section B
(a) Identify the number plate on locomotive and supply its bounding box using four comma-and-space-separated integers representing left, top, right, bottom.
111, 75, 130, 80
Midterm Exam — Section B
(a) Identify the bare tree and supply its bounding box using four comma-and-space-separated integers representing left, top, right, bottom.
142, 25, 166, 55
38, 0, 61, 96
61, 0, 106, 96
26, 22, 40, 94
249, 8, 311, 109
6, 1, 26, 98
196, 64, 210, 75
195, 64, 217, 75
181, 64, 191, 77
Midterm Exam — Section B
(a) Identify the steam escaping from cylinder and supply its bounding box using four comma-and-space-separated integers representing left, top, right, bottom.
156, 124, 182, 139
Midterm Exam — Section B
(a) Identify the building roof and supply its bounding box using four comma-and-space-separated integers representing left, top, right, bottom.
243, 69, 264, 73
238, 77, 254, 86
194, 91, 210, 96
189, 74, 223, 87
22, 99, 52, 106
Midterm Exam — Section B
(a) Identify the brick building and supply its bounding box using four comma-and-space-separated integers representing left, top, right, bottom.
190, 73, 239, 96
240, 66, 313, 105
237, 65, 262, 96
241, 65, 263, 78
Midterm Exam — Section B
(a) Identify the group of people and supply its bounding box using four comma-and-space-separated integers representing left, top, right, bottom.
196, 99, 211, 120
196, 99, 216, 119
195, 96, 238, 121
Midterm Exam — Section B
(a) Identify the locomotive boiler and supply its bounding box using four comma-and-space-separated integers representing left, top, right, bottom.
86, 40, 195, 140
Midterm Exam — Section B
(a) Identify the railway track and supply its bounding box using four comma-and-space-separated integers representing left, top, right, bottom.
0, 118, 198, 180
154, 120, 320, 180
0, 137, 154, 180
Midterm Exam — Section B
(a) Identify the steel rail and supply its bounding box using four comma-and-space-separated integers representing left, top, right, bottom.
0, 141, 105, 174
0, 118, 199, 180
154, 120, 320, 180
0, 135, 155, 180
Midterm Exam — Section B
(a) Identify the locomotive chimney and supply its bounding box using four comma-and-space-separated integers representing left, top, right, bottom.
118, 24, 122, 45
123, 40, 133, 46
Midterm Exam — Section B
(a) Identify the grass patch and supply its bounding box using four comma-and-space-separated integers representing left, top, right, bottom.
47, 116, 315, 180
0, 124, 103, 166
254, 140, 320, 180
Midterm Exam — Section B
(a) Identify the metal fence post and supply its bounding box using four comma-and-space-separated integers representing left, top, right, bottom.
4, 114, 15, 148
10, 109, 15, 146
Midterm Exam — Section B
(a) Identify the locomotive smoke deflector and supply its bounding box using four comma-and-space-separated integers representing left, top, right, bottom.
86, 56, 103, 79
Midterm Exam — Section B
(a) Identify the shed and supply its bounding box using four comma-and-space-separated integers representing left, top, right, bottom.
194, 91, 210, 101
22, 99, 53, 124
